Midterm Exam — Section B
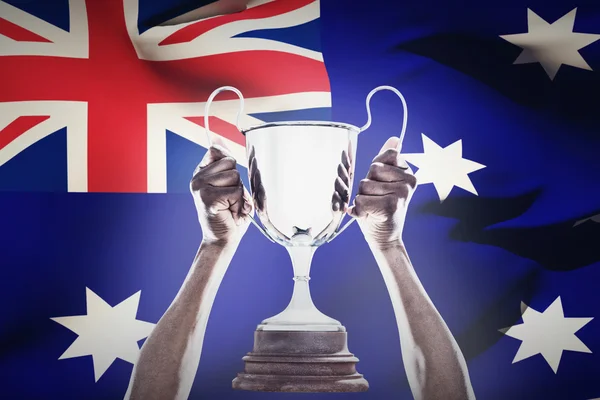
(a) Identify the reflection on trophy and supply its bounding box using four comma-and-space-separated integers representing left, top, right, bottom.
203, 85, 408, 392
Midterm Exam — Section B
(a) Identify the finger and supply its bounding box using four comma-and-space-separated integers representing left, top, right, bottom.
201, 169, 241, 188
378, 136, 400, 155
331, 191, 344, 212
249, 157, 259, 189
372, 137, 408, 169
248, 146, 256, 167
334, 176, 349, 203
228, 185, 247, 226
347, 194, 397, 219
212, 134, 229, 149
358, 178, 409, 196
341, 150, 351, 173
241, 186, 253, 215
249, 152, 258, 185
372, 148, 404, 168
347, 141, 354, 168
366, 162, 410, 183
337, 163, 350, 187
197, 144, 233, 170
252, 168, 266, 212
192, 156, 236, 180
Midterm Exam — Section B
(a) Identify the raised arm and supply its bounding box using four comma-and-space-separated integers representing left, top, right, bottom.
342, 137, 475, 400
125, 143, 252, 400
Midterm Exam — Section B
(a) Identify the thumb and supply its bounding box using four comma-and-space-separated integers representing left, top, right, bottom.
378, 136, 401, 155
346, 205, 361, 219
212, 135, 229, 150
198, 137, 232, 168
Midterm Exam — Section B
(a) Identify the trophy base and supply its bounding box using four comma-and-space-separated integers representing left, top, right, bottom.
232, 330, 368, 393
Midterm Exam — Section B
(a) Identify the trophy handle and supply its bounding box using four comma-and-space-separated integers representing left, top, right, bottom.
327, 85, 409, 243
358, 85, 408, 151
203, 86, 276, 244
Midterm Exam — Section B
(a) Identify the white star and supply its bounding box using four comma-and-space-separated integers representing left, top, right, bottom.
51, 287, 155, 382
500, 8, 600, 80
500, 296, 593, 373
403, 134, 486, 202
574, 213, 600, 227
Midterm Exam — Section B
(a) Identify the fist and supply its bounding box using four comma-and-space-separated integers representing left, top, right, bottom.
190, 143, 253, 246
348, 137, 417, 249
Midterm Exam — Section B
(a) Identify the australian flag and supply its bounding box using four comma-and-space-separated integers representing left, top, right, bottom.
0, 0, 599, 399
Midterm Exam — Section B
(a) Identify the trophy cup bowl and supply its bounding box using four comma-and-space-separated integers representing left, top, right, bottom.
202, 85, 408, 392
243, 121, 357, 330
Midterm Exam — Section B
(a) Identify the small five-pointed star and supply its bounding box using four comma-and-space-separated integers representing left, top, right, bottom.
500, 296, 593, 373
500, 8, 600, 80
403, 134, 486, 202
51, 287, 155, 382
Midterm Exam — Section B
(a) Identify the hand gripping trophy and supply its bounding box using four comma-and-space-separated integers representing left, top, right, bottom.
201, 85, 407, 392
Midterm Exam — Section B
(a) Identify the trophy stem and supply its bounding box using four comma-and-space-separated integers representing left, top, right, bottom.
288, 244, 314, 278
287, 245, 316, 312
257, 244, 342, 331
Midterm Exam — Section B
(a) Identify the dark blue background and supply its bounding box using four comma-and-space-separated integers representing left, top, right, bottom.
1, 0, 599, 399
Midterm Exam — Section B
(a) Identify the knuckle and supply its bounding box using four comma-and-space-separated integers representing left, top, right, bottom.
230, 168, 241, 180
404, 173, 417, 188
222, 156, 237, 168
354, 194, 364, 206
358, 179, 370, 193
383, 148, 398, 159
369, 162, 384, 176
189, 177, 202, 192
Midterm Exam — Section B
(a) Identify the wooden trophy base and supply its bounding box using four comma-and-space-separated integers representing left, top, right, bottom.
232, 330, 369, 393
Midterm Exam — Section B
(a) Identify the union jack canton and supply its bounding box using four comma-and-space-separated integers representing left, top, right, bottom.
0, 0, 331, 193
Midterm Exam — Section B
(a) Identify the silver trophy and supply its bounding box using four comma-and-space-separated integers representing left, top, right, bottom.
202, 85, 408, 392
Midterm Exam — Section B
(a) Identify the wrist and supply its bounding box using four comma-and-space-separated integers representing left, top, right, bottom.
198, 238, 240, 265
366, 237, 406, 254
367, 238, 411, 269
201, 235, 241, 252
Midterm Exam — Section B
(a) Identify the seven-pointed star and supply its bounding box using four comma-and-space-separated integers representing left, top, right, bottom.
403, 134, 486, 202
499, 8, 600, 80
500, 296, 593, 373
51, 287, 155, 382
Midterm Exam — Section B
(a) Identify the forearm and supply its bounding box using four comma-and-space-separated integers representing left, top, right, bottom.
370, 241, 475, 400
125, 240, 237, 400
